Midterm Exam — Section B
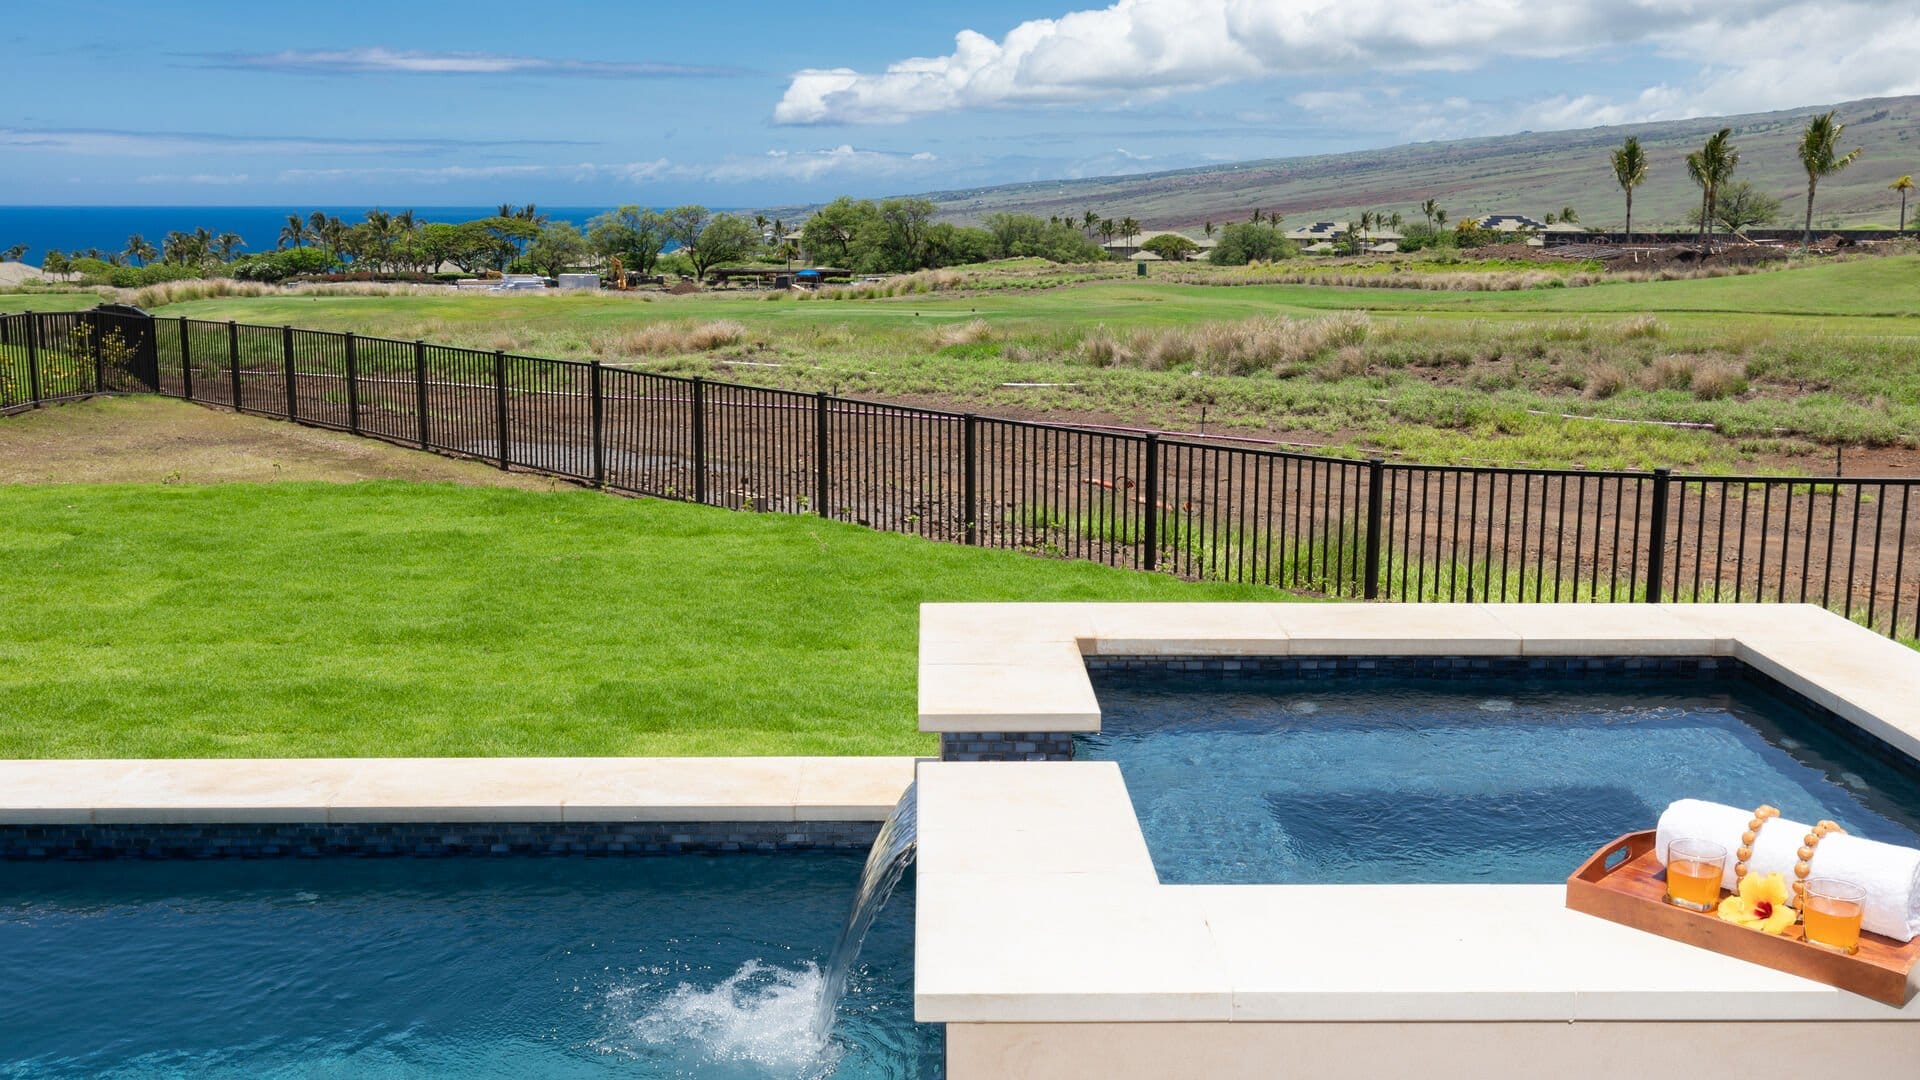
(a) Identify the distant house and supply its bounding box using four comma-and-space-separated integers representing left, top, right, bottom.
1477, 214, 1546, 233
1285, 222, 1345, 243
1101, 229, 1204, 259
1286, 221, 1402, 251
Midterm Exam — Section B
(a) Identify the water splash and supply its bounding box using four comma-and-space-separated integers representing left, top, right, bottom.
812, 782, 917, 1041
617, 960, 843, 1076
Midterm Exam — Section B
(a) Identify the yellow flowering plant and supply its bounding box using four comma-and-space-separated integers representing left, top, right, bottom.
1716, 871, 1798, 934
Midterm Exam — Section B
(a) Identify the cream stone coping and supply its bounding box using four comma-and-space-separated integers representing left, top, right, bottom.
915, 604, 1920, 1025
0, 756, 921, 825
913, 761, 1920, 1025
917, 603, 1920, 761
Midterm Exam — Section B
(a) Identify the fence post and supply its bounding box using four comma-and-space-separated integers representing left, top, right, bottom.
1142, 433, 1160, 572
88, 311, 104, 392
1363, 458, 1385, 600
178, 317, 193, 402
590, 360, 606, 487
24, 311, 42, 407
493, 349, 510, 471
691, 377, 707, 505
227, 321, 242, 412
343, 332, 360, 435
282, 325, 297, 421
815, 391, 831, 518
413, 340, 430, 449
1646, 467, 1671, 603
963, 413, 978, 544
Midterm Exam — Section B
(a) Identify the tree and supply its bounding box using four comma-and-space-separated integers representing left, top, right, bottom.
0, 243, 27, 263
1687, 128, 1739, 248
1557, 206, 1578, 225
1894, 176, 1916, 234
1609, 136, 1648, 243
1434, 208, 1448, 228
525, 222, 591, 278
678, 212, 760, 277
1686, 180, 1781, 233
278, 215, 308, 250
1098, 218, 1116, 247
1798, 111, 1862, 252
213, 232, 245, 263
1081, 210, 1100, 238
587, 206, 670, 276
981, 213, 1105, 262
799, 196, 873, 265
124, 234, 156, 267
1208, 222, 1295, 265
478, 216, 539, 271
1203, 220, 1215, 238
1118, 217, 1140, 252
860, 198, 938, 272
41, 250, 71, 277
1141, 234, 1201, 261
1420, 198, 1441, 228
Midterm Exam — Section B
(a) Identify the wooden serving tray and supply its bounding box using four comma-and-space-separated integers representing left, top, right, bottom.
1566, 830, 1920, 1007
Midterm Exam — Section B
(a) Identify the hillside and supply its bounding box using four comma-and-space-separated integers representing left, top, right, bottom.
773, 96, 1920, 233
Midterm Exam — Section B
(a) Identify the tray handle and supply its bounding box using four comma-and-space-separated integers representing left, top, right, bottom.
1570, 830, 1655, 884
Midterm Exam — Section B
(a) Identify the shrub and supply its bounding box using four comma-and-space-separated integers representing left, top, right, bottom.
933, 319, 993, 348
602, 320, 748, 356
1691, 359, 1748, 400
230, 248, 338, 282
1583, 363, 1631, 400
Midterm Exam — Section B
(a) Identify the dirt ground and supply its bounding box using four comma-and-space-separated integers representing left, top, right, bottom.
0, 396, 566, 488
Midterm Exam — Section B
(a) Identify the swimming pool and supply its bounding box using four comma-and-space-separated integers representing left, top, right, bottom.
0, 854, 938, 1079
1080, 659, 1920, 885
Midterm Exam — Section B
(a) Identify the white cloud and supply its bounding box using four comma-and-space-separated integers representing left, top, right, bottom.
0, 128, 578, 157
135, 173, 252, 186
269, 147, 937, 186
774, 0, 1918, 129
206, 47, 742, 78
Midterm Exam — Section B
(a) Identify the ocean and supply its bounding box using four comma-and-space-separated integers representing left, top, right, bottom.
0, 206, 623, 266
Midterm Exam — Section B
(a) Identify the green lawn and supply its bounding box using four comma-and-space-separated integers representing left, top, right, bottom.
0, 482, 1286, 758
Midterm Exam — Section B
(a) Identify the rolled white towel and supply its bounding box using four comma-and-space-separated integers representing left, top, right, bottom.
1655, 798, 1920, 943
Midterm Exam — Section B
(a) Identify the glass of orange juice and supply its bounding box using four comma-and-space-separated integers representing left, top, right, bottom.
1666, 838, 1727, 911
1802, 878, 1866, 954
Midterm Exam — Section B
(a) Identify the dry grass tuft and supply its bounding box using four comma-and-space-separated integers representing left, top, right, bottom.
600, 320, 748, 357
933, 319, 994, 348
1690, 359, 1748, 401
1583, 362, 1632, 400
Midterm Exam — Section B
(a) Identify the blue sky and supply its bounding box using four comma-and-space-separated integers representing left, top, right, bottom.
6, 0, 1912, 206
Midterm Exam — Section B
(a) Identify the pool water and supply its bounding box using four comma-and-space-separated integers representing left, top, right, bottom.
0, 854, 938, 1079
1079, 665, 1920, 885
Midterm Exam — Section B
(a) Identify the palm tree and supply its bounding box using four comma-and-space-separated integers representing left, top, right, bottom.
1688, 128, 1739, 249
1797, 110, 1858, 251
1893, 176, 1916, 234
1098, 219, 1117, 251
1558, 206, 1578, 224
1081, 210, 1099, 238
1118, 216, 1140, 253
1420, 198, 1440, 228
1203, 220, 1215, 238
214, 232, 245, 263
1434, 208, 1448, 229
124, 234, 156, 267
1609, 136, 1648, 243
1798, 111, 1862, 252
279, 214, 309, 250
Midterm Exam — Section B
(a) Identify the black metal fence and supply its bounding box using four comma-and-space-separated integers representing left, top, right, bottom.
4, 307, 1916, 639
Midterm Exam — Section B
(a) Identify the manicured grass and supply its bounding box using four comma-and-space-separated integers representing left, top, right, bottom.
0, 482, 1287, 758
0, 291, 101, 314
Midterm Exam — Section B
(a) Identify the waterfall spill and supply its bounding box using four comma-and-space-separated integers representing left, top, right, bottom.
812, 781, 918, 1042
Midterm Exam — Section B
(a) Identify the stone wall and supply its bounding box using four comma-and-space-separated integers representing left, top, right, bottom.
938, 732, 1076, 762
1, 819, 881, 861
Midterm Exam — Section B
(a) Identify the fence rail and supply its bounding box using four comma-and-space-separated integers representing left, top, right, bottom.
4, 307, 1916, 639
